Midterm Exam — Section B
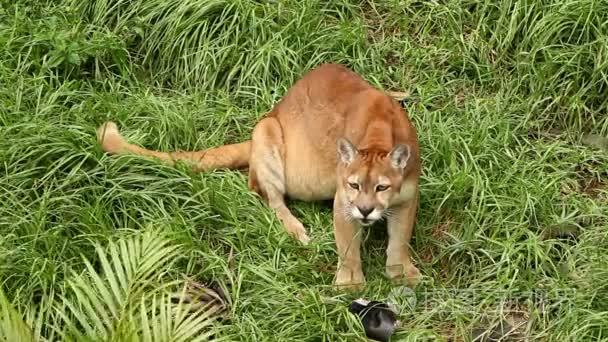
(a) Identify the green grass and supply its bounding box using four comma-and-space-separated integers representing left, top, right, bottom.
1, 0, 608, 340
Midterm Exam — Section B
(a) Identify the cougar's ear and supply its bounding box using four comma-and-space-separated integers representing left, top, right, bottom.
389, 143, 411, 169
337, 137, 358, 165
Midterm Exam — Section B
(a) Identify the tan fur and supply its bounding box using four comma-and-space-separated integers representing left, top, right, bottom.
96, 63, 422, 289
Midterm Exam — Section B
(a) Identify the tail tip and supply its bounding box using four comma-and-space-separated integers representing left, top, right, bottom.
98, 120, 118, 131
96, 121, 124, 153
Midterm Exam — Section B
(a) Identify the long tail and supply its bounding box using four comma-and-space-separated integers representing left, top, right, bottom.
96, 122, 251, 172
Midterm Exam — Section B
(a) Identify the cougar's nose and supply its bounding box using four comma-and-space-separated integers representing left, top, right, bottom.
358, 207, 373, 217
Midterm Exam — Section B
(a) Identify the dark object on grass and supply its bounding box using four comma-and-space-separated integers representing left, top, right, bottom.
471, 318, 525, 342
582, 133, 608, 152
349, 299, 399, 342
170, 278, 231, 320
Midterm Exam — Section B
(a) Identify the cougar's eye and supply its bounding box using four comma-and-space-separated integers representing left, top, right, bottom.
375, 184, 390, 192
348, 182, 360, 190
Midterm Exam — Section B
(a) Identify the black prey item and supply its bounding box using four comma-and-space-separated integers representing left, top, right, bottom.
348, 299, 399, 341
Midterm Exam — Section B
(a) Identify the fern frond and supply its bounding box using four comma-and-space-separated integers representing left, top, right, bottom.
0, 287, 36, 342
53, 229, 226, 341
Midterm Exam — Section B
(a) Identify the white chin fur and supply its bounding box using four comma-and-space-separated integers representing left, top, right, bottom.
352, 207, 383, 224
367, 209, 382, 221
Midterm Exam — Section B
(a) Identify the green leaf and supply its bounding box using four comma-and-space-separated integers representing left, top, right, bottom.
0, 288, 35, 342
67, 52, 81, 65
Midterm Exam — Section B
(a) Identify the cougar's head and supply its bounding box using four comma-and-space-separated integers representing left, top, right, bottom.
336, 137, 412, 226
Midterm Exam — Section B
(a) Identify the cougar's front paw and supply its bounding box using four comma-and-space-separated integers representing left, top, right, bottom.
334, 266, 366, 291
285, 218, 310, 245
386, 262, 421, 287
295, 229, 311, 245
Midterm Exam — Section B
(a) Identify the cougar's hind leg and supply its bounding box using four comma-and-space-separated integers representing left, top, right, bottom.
247, 117, 310, 245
